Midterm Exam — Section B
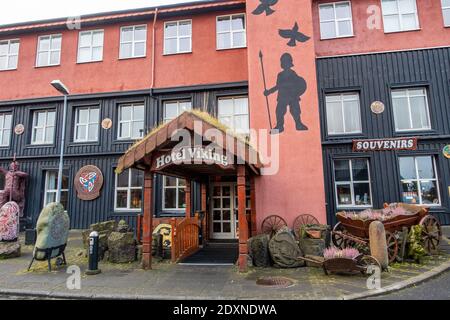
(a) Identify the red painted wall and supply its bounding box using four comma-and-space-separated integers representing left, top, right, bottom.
313, 0, 450, 57
0, 10, 248, 101
246, 0, 327, 228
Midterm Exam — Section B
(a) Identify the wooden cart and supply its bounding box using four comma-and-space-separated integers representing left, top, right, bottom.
331, 203, 442, 263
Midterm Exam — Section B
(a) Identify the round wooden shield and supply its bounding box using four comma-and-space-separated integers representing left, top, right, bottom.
370, 101, 385, 114
74, 165, 104, 200
14, 124, 25, 135
101, 118, 112, 130
443, 145, 450, 159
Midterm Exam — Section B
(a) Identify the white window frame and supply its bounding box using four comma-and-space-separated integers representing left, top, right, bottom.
325, 92, 362, 135
31, 110, 56, 145
74, 106, 100, 143
334, 159, 373, 209
77, 29, 104, 63
0, 113, 12, 147
381, 0, 420, 33
114, 169, 143, 212
318, 1, 354, 40
217, 96, 250, 135
119, 25, 147, 59
442, 0, 450, 27
163, 20, 192, 55
163, 100, 192, 123
399, 156, 441, 206
117, 103, 145, 140
216, 14, 247, 50
391, 88, 431, 132
43, 170, 69, 209
162, 176, 186, 211
0, 39, 20, 71
36, 34, 62, 67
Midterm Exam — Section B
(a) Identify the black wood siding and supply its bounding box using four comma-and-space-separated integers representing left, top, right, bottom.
317, 47, 450, 225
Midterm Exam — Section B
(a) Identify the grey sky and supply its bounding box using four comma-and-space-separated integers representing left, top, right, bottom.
1, 0, 202, 25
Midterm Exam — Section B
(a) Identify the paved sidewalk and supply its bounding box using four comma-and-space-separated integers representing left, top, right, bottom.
0, 232, 449, 300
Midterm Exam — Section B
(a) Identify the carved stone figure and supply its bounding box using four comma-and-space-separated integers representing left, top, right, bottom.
268, 226, 305, 268
0, 161, 28, 217
0, 201, 20, 241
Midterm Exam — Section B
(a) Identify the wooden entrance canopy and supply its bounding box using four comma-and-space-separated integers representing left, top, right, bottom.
116, 110, 263, 271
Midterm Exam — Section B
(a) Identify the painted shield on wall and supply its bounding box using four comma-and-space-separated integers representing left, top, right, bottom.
74, 165, 104, 200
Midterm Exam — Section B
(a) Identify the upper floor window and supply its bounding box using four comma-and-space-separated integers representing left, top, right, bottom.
217, 14, 246, 49
120, 25, 147, 59
78, 30, 104, 63
392, 88, 431, 132
164, 20, 192, 55
31, 110, 55, 145
74, 106, 99, 142
0, 113, 12, 147
399, 156, 440, 206
218, 96, 249, 135
36, 34, 62, 67
318, 1, 353, 39
381, 0, 419, 33
334, 159, 372, 208
163, 100, 192, 123
0, 39, 19, 71
325, 93, 362, 135
115, 168, 143, 211
442, 0, 450, 26
118, 103, 145, 140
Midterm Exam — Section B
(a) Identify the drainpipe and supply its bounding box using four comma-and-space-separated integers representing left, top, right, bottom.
150, 8, 158, 97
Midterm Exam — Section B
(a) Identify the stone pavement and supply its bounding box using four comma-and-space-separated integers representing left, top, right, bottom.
0, 231, 449, 300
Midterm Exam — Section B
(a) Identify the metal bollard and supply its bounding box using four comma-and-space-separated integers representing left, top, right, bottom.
86, 231, 101, 275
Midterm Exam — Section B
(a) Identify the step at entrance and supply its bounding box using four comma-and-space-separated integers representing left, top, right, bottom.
179, 242, 238, 265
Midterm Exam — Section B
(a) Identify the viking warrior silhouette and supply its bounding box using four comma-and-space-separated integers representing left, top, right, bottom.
264, 53, 308, 134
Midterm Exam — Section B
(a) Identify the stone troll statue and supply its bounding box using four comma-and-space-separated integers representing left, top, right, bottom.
0, 160, 28, 217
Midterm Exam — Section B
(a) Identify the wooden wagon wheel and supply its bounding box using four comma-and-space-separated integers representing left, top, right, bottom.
261, 215, 287, 237
385, 231, 399, 263
419, 215, 442, 254
292, 214, 320, 239
331, 222, 346, 249
359, 255, 381, 276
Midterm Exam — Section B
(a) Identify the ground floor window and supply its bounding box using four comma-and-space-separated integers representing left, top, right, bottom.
115, 168, 143, 211
44, 170, 69, 210
399, 156, 441, 206
162, 176, 186, 210
334, 159, 372, 208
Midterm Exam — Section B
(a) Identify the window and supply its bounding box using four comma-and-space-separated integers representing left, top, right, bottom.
74, 107, 99, 142
0, 113, 12, 147
381, 0, 419, 33
31, 110, 56, 144
164, 20, 192, 55
118, 104, 145, 140
334, 159, 372, 207
443, 0, 450, 26
218, 96, 249, 134
217, 14, 246, 49
319, 2, 353, 39
163, 100, 192, 123
120, 25, 147, 59
36, 34, 62, 67
78, 30, 104, 63
325, 93, 362, 135
163, 176, 186, 210
392, 88, 431, 132
399, 156, 441, 206
44, 170, 69, 210
0, 39, 19, 70
115, 169, 143, 211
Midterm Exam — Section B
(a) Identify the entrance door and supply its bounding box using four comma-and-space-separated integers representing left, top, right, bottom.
210, 183, 237, 239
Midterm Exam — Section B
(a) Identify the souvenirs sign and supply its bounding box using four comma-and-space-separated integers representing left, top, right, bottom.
443, 145, 450, 159
74, 165, 104, 200
155, 147, 230, 170
353, 137, 417, 152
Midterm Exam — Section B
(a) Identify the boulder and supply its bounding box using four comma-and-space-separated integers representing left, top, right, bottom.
269, 226, 305, 268
369, 221, 389, 270
152, 233, 163, 257
106, 231, 136, 263
0, 241, 21, 259
82, 220, 117, 260
0, 201, 20, 241
298, 238, 326, 257
247, 234, 271, 267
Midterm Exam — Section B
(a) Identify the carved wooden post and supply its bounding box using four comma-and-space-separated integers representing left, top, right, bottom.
170, 217, 177, 262
142, 171, 153, 270
369, 221, 389, 270
185, 178, 191, 219
201, 181, 208, 242
250, 175, 257, 237
237, 165, 248, 272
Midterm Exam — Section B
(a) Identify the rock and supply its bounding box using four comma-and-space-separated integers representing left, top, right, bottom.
0, 241, 21, 259
0, 201, 20, 241
82, 220, 117, 260
248, 234, 271, 267
107, 231, 136, 263
117, 220, 129, 233
152, 233, 163, 257
304, 255, 324, 268
369, 221, 389, 270
298, 238, 325, 256
269, 226, 305, 268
